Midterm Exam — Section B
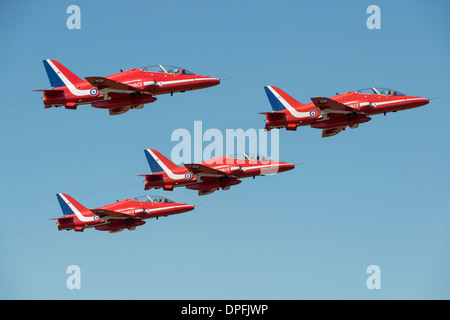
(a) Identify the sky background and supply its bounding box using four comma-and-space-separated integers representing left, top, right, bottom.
0, 0, 449, 299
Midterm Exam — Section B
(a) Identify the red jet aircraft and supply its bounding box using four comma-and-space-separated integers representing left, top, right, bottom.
53, 193, 194, 233
35, 59, 220, 115
140, 149, 295, 195
262, 86, 430, 137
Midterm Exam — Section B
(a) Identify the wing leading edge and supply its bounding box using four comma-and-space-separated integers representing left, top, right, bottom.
85, 76, 147, 94
311, 97, 358, 119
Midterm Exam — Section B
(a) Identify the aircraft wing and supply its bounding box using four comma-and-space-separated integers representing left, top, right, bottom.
85, 76, 147, 94
311, 97, 358, 119
91, 209, 135, 218
184, 163, 229, 182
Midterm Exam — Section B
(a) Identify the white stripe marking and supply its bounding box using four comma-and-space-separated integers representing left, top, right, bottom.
159, 78, 216, 86
267, 86, 311, 118
59, 193, 95, 222
143, 205, 191, 214
147, 149, 186, 180
371, 98, 424, 107
47, 60, 92, 96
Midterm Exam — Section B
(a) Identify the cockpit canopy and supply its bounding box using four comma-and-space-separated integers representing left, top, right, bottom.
132, 195, 174, 203
355, 87, 405, 96
226, 153, 273, 161
140, 65, 194, 75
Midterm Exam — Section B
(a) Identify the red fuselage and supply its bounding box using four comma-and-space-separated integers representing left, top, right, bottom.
144, 152, 295, 194
39, 60, 220, 115
56, 195, 194, 233
265, 87, 429, 132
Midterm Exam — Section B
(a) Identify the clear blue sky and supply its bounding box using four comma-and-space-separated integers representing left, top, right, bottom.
1, 0, 449, 299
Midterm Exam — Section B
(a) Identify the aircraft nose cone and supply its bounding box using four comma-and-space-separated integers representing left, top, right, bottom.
198, 77, 220, 89
414, 97, 430, 108
280, 163, 295, 172
181, 204, 195, 212
405, 96, 430, 109
209, 77, 220, 86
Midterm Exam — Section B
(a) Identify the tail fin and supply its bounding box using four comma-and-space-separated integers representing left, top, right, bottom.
56, 193, 94, 219
43, 59, 83, 88
264, 86, 305, 111
144, 149, 182, 173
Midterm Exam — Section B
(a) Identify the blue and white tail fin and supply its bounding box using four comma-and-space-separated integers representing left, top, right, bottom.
264, 86, 305, 111
144, 149, 184, 172
264, 86, 312, 119
56, 193, 94, 219
144, 149, 187, 180
43, 59, 84, 88
145, 149, 164, 173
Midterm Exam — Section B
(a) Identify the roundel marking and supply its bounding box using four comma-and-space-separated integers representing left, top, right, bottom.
319, 99, 328, 104
185, 172, 192, 180
90, 88, 98, 96
310, 110, 318, 117
93, 215, 100, 221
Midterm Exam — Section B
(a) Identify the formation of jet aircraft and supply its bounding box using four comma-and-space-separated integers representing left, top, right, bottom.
40, 60, 431, 232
